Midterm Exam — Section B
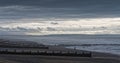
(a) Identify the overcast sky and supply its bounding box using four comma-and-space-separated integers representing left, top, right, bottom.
0, 0, 120, 35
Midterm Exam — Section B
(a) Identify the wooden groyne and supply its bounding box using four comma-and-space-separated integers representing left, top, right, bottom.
0, 49, 92, 57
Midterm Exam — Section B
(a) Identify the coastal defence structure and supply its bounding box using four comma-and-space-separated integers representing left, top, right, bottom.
0, 49, 92, 57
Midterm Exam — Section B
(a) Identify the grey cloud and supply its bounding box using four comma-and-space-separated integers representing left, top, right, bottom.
0, 6, 120, 20
0, 0, 120, 8
0, 0, 120, 20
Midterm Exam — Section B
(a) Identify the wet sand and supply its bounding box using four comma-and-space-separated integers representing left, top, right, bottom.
0, 46, 120, 63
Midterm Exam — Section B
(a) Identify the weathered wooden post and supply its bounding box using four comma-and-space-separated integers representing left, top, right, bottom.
21, 50, 24, 54
37, 50, 39, 54
5, 49, 8, 54
14, 49, 16, 53
13, 49, 16, 54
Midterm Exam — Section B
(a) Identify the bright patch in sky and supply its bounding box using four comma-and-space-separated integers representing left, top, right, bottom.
0, 18, 120, 35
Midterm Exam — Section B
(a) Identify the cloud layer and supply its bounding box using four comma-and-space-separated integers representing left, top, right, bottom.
0, 0, 120, 35
0, 18, 120, 35
1, 0, 120, 20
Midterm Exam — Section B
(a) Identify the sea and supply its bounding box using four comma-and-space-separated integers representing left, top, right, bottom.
1, 34, 120, 55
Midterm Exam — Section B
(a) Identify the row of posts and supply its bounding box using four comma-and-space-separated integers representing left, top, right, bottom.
0, 49, 92, 57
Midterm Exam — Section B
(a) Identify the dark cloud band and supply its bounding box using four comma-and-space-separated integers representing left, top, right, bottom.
0, 0, 120, 20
